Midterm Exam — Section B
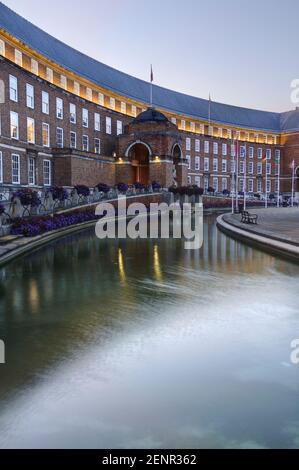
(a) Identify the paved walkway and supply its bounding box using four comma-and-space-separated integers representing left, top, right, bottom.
218, 207, 299, 261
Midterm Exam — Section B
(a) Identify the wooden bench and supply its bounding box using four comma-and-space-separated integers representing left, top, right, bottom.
241, 210, 258, 224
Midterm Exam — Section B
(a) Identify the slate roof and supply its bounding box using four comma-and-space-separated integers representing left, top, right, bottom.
0, 2, 298, 133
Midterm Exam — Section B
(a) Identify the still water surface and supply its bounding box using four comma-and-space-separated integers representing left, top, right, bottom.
0, 215, 298, 449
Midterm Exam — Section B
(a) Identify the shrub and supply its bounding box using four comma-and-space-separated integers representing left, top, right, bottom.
74, 185, 90, 197
152, 181, 161, 191
14, 189, 41, 207
133, 182, 145, 191
49, 186, 68, 201
117, 182, 129, 193
207, 187, 215, 194
168, 186, 178, 194
96, 183, 110, 193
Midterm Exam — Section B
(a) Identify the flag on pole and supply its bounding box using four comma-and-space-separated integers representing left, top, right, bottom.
150, 65, 154, 83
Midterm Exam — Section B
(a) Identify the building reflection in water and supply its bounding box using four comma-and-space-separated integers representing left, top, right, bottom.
118, 248, 127, 285
153, 245, 162, 282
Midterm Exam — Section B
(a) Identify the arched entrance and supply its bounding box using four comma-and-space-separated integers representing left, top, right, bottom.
172, 144, 183, 186
127, 142, 150, 185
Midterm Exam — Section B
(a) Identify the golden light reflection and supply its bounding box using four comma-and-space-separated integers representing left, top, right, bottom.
29, 280, 40, 314
153, 245, 162, 281
118, 248, 127, 284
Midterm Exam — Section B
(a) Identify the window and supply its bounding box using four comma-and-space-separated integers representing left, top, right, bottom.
56, 128, 64, 148
10, 111, 19, 139
110, 97, 115, 110
275, 149, 281, 162
43, 160, 51, 186
82, 135, 89, 151
15, 49, 22, 66
249, 147, 254, 158
27, 118, 35, 144
213, 158, 218, 172
266, 149, 271, 160
94, 113, 100, 131
222, 178, 228, 191
70, 131, 76, 149
248, 161, 254, 174
231, 144, 236, 157
82, 108, 88, 127
74, 81, 80, 96
46, 67, 53, 83
239, 178, 244, 193
117, 120, 123, 135
266, 163, 271, 175
26, 84, 34, 108
98, 93, 104, 106
106, 116, 112, 134
190, 122, 195, 133
222, 159, 227, 173
257, 179, 262, 192
240, 161, 244, 174
181, 120, 186, 131
204, 157, 209, 171
121, 102, 126, 114
222, 143, 227, 156
86, 87, 93, 101
0, 151, 2, 183
218, 128, 223, 138
9, 75, 18, 102
240, 145, 246, 158
195, 156, 200, 171
0, 39, 5, 56
70, 103, 76, 124
56, 98, 63, 119
248, 179, 254, 193
204, 141, 209, 154
227, 129, 232, 139
257, 162, 262, 175
60, 75, 67, 90
209, 126, 214, 137
42, 123, 50, 147
195, 176, 201, 187
94, 138, 101, 154
231, 160, 236, 174
171, 117, 177, 125
200, 124, 205, 135
204, 177, 209, 191
186, 138, 191, 151
42, 91, 49, 114
187, 176, 191, 185
12, 154, 20, 184
195, 139, 200, 152
28, 157, 35, 185
186, 155, 191, 170
257, 148, 263, 159
31, 59, 38, 75
212, 177, 218, 192
131, 105, 137, 117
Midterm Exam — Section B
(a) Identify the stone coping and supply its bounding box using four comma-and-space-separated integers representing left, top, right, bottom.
217, 208, 299, 262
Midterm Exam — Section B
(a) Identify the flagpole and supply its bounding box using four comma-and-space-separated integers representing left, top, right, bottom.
277, 155, 280, 208
244, 144, 247, 211
265, 156, 268, 209
235, 138, 239, 212
231, 133, 235, 214
150, 64, 153, 107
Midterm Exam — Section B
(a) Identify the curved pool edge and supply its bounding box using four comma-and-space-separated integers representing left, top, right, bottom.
217, 214, 299, 263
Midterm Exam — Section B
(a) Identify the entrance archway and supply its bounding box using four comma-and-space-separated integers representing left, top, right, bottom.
127, 142, 150, 185
172, 143, 183, 186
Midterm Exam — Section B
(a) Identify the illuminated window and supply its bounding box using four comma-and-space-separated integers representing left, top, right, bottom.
121, 102, 126, 114
0, 39, 5, 56
15, 49, 22, 66
70, 103, 76, 124
218, 128, 223, 138
227, 129, 232, 139
46, 67, 53, 83
231, 144, 236, 157
171, 117, 177, 125
10, 111, 19, 139
28, 157, 35, 185
200, 124, 204, 135
27, 118, 35, 144
74, 81, 80, 96
131, 105, 137, 117
181, 120, 186, 131
209, 126, 214, 137
106, 116, 112, 134
110, 97, 115, 110
26, 84, 34, 109
98, 93, 104, 106
190, 122, 195, 133
42, 123, 50, 147
31, 59, 38, 75
86, 87, 92, 101
11, 154, 20, 184
60, 75, 67, 90
9, 75, 18, 102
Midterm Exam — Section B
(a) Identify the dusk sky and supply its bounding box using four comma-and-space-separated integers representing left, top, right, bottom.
3, 0, 299, 112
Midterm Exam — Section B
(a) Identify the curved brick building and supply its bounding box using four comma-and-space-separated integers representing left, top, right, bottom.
0, 2, 298, 195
